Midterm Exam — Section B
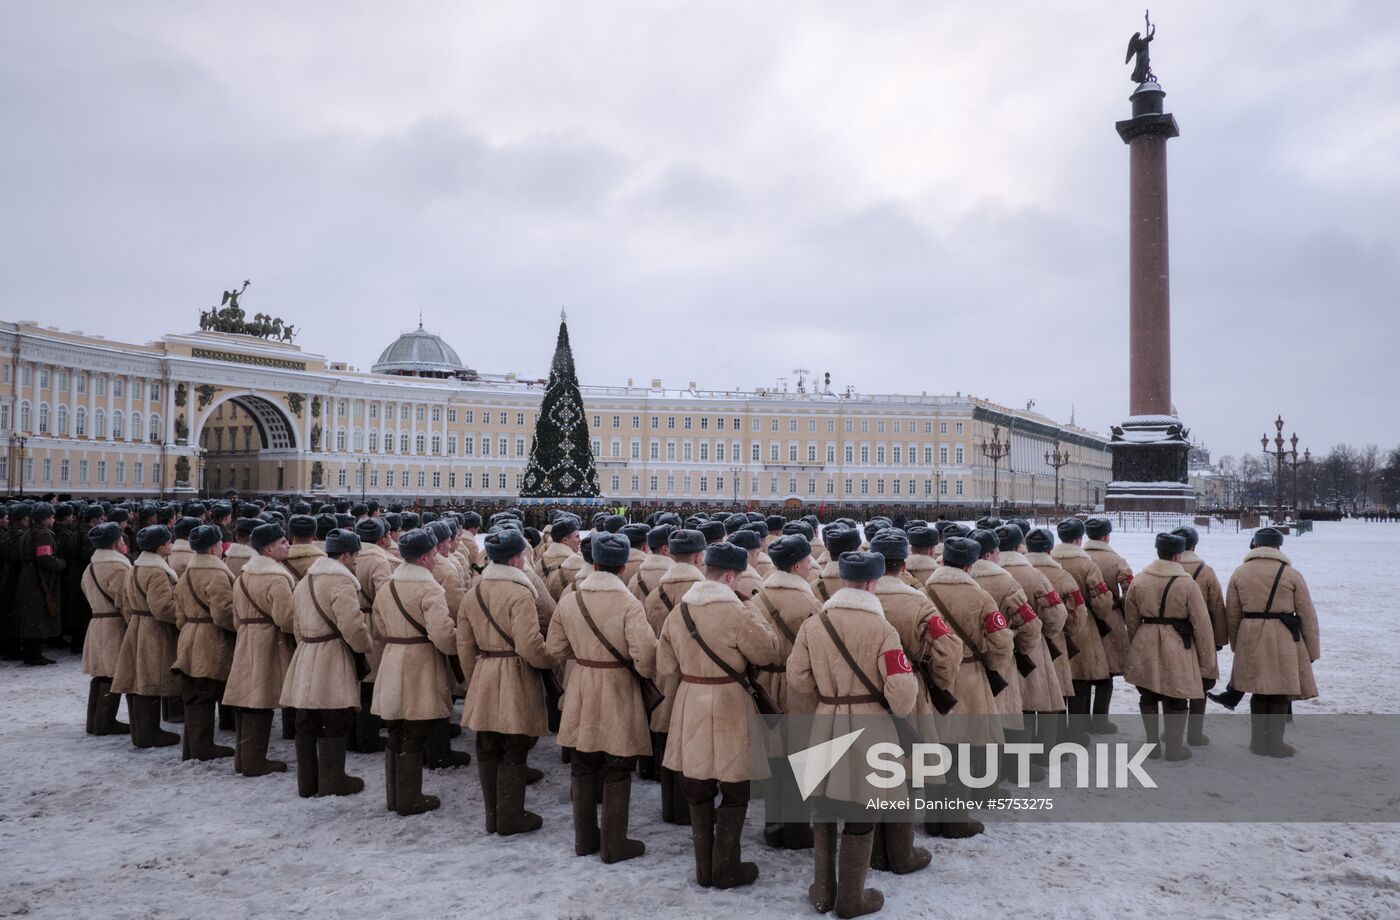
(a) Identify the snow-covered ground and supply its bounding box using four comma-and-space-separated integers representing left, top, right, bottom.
3, 521, 1399, 919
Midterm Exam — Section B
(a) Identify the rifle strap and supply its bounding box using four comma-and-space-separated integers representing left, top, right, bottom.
1159, 576, 1181, 619
466, 582, 516, 651
816, 580, 830, 602
677, 602, 755, 695
307, 574, 350, 645
1192, 562, 1206, 580
575, 591, 631, 669
237, 577, 277, 626
757, 590, 796, 644
817, 610, 890, 714
926, 584, 997, 675
85, 565, 117, 608
1263, 562, 1288, 615
388, 580, 432, 642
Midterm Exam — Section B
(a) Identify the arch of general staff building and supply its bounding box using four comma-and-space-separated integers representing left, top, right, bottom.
0, 320, 1112, 511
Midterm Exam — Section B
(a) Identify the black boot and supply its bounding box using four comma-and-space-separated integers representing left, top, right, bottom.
1267, 698, 1296, 758
130, 694, 179, 748
713, 804, 759, 889
1139, 699, 1161, 760
86, 677, 102, 734
1187, 696, 1210, 746
218, 702, 235, 732
810, 822, 837, 913
351, 684, 385, 753
21, 639, 56, 666
496, 762, 543, 836
600, 775, 645, 864
395, 749, 441, 816
425, 718, 471, 769
835, 827, 884, 919
571, 772, 600, 856
1208, 683, 1246, 711
296, 731, 320, 797
1065, 680, 1092, 744
281, 707, 296, 741
94, 679, 129, 736
1249, 695, 1268, 755
881, 821, 931, 874
238, 709, 287, 776
689, 801, 715, 887
1162, 701, 1192, 761
318, 734, 364, 795
384, 724, 400, 813
185, 702, 233, 761
1089, 680, 1117, 734
162, 696, 184, 724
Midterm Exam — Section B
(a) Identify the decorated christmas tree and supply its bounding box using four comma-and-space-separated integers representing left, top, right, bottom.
520, 313, 601, 498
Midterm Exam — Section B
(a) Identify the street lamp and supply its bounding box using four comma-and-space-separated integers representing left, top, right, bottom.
12, 433, 29, 497
358, 456, 370, 502
1260, 415, 1296, 525
933, 468, 943, 518
1045, 439, 1071, 516
980, 424, 1010, 513
1289, 444, 1310, 517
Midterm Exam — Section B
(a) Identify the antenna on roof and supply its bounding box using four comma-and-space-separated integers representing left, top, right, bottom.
418, 310, 423, 330
793, 368, 810, 393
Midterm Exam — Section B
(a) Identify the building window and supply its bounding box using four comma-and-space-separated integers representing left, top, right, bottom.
93, 408, 105, 438
517, 412, 525, 426
112, 378, 124, 398
338, 430, 348, 451
860, 479, 869, 495
630, 440, 640, 460
699, 476, 708, 493
650, 417, 659, 429
449, 473, 456, 489
877, 421, 885, 434
955, 480, 964, 495
939, 445, 949, 465
955, 422, 964, 435
97, 461, 107, 484
447, 435, 457, 455
751, 444, 760, 462
700, 417, 709, 430
593, 415, 601, 428
79, 460, 88, 482
893, 479, 901, 495
789, 444, 798, 461
844, 479, 853, 495
499, 437, 507, 456
417, 471, 425, 488
610, 475, 620, 492
892, 446, 902, 464
632, 416, 641, 429
769, 444, 779, 461
955, 446, 964, 464
498, 473, 507, 490
60, 459, 69, 482
649, 475, 658, 492
400, 433, 410, 453
338, 468, 348, 487
666, 475, 675, 493
431, 435, 441, 454
699, 442, 709, 462
42, 458, 52, 483
611, 439, 621, 458
498, 412, 508, 425
460, 472, 468, 489
37, 403, 48, 434
826, 479, 834, 494
860, 446, 869, 464
683, 442, 693, 462
715, 442, 725, 462
876, 479, 885, 495
876, 446, 885, 464
612, 415, 621, 428
0, 404, 8, 431
20, 401, 31, 432
631, 475, 639, 492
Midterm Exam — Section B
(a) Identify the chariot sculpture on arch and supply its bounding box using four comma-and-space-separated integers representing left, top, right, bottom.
198, 279, 298, 341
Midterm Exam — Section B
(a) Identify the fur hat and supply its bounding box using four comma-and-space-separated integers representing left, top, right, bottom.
647, 524, 674, 550
825, 526, 862, 556
995, 524, 1024, 553
1026, 528, 1055, 553
136, 525, 172, 552
356, 518, 386, 543
1251, 527, 1284, 549
484, 528, 527, 563
767, 534, 811, 569
1171, 525, 1200, 550
1085, 517, 1113, 540
728, 529, 761, 551
621, 523, 650, 548
699, 520, 727, 544
399, 528, 439, 561
288, 515, 317, 539
703, 541, 748, 573
782, 521, 814, 540
1056, 518, 1086, 542
250, 523, 285, 551
592, 532, 632, 567
326, 529, 362, 555
550, 516, 579, 541
189, 525, 223, 552
668, 528, 706, 556
88, 522, 124, 550
838, 550, 885, 582
941, 536, 981, 569
869, 529, 910, 561
906, 525, 937, 548
1155, 532, 1187, 557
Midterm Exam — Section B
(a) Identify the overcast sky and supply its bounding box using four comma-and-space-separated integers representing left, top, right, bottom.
4, 2, 1396, 460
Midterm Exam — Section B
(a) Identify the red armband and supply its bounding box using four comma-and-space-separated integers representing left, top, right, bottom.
984, 611, 1008, 633
883, 648, 913, 675
35, 545, 53, 557
1125, 574, 1134, 585
222, 542, 232, 553
1045, 591, 1062, 607
1070, 590, 1085, 607
1094, 581, 1110, 597
1016, 602, 1037, 622
927, 615, 951, 640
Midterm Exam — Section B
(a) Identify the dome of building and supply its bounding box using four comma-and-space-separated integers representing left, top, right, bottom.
372, 322, 467, 378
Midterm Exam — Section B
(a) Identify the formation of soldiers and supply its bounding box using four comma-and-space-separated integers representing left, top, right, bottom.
3, 494, 1322, 919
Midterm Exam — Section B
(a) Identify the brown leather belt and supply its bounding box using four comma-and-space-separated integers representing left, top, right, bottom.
819, 694, 880, 705
576, 658, 628, 669
962, 655, 978, 664
479, 649, 517, 658
238, 618, 274, 627
129, 610, 153, 618
383, 636, 430, 645
301, 634, 338, 644
184, 616, 214, 624
755, 664, 786, 673
91, 612, 122, 619
681, 673, 732, 685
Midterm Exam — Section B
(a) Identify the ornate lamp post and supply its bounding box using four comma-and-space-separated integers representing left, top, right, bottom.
1260, 415, 1296, 524
980, 425, 1011, 512
1289, 443, 1309, 516
358, 456, 370, 502
1045, 439, 1071, 516
933, 468, 943, 518
12, 433, 29, 497
730, 465, 741, 507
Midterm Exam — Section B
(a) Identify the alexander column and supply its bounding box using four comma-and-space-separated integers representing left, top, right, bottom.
1105, 13, 1196, 512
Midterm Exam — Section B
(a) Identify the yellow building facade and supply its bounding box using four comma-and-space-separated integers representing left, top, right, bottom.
0, 319, 1110, 511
